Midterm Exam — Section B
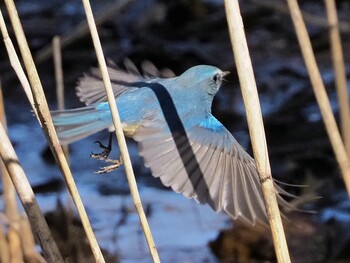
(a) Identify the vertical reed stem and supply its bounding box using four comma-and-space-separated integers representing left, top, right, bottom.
20, 216, 45, 263
286, 0, 350, 197
0, 123, 64, 262
224, 1, 291, 262
53, 36, 69, 158
2, 1, 105, 261
0, 77, 22, 263
324, 0, 350, 157
53, 36, 65, 111
81, 1, 160, 262
0, 224, 10, 263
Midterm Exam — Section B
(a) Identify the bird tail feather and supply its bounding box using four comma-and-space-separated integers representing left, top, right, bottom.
51, 106, 111, 144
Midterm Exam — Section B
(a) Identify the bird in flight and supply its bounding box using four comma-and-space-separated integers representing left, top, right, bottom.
51, 60, 295, 225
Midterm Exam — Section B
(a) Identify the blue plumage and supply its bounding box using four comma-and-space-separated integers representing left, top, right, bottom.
51, 63, 294, 225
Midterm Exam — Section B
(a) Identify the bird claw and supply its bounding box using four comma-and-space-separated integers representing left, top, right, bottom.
90, 133, 122, 173
90, 140, 111, 160
94, 157, 123, 174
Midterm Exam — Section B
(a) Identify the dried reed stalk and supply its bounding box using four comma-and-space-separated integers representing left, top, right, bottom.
249, 0, 350, 32
0, 73, 22, 263
36, 0, 134, 62
20, 216, 46, 263
0, 224, 10, 263
53, 36, 69, 158
286, 0, 350, 197
224, 1, 291, 262
53, 36, 65, 111
52, 35, 75, 222
7, 227, 22, 263
0, 122, 63, 262
81, 1, 160, 262
0, 17, 35, 118
2, 1, 105, 261
325, 0, 350, 157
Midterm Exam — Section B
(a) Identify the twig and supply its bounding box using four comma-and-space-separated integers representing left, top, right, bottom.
2, 1, 105, 262
249, 0, 350, 32
286, 0, 350, 197
0, 122, 64, 262
36, 0, 134, 63
224, 1, 291, 263
81, 0, 160, 262
325, 0, 350, 158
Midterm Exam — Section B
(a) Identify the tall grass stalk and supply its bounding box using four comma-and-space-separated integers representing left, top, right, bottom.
20, 216, 46, 262
325, 0, 350, 158
53, 36, 65, 112
249, 0, 350, 32
224, 1, 291, 262
81, 1, 160, 262
53, 36, 69, 158
286, 0, 350, 197
0, 21, 24, 263
2, 1, 105, 261
0, 224, 10, 263
53, 35, 75, 225
36, 0, 133, 63
0, 122, 64, 262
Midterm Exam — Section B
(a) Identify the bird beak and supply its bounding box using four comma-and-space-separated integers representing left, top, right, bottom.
222, 71, 230, 77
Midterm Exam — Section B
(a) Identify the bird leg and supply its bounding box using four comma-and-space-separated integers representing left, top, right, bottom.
90, 132, 113, 160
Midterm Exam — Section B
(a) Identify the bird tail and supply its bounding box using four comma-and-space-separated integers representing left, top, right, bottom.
51, 106, 111, 144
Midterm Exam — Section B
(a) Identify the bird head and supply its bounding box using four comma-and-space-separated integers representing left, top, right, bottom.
178, 65, 229, 97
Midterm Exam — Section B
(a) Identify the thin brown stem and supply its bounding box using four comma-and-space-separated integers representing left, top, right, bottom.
0, 73, 22, 263
286, 0, 350, 197
0, 224, 10, 263
20, 216, 46, 263
81, 1, 160, 262
2, 1, 105, 261
36, 0, 134, 62
53, 36, 69, 158
0, 122, 64, 262
224, 1, 291, 262
249, 0, 350, 32
53, 36, 65, 111
325, 0, 350, 158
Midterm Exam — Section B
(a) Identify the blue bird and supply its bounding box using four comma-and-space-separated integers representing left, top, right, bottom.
51, 62, 294, 225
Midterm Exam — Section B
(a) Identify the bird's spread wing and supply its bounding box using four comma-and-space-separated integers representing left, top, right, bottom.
76, 60, 175, 106
133, 116, 293, 225
76, 67, 142, 106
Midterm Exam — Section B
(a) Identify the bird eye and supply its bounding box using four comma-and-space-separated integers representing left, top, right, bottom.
212, 73, 220, 84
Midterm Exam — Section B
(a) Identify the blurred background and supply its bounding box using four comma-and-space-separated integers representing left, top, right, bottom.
1, 0, 350, 262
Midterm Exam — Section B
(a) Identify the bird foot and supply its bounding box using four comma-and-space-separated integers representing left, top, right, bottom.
90, 140, 111, 160
90, 133, 122, 173
94, 157, 123, 174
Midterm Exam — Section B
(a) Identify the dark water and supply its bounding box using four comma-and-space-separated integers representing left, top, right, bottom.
1, 0, 350, 262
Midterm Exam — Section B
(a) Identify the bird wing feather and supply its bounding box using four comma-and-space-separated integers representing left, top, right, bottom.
76, 67, 141, 106
133, 117, 291, 225
76, 60, 176, 106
